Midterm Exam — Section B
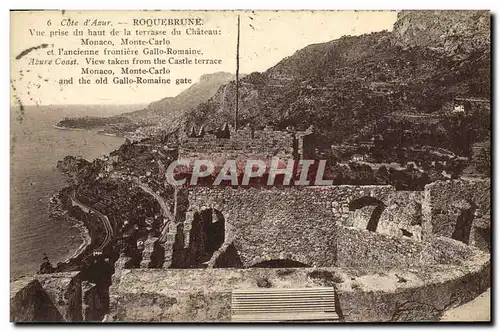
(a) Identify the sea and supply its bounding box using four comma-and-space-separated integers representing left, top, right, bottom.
10, 104, 142, 279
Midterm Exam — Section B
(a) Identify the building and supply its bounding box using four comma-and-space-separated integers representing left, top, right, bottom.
177, 124, 316, 176
453, 105, 465, 113
453, 97, 490, 114
351, 154, 365, 162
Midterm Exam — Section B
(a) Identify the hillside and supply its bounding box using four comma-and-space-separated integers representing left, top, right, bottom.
393, 10, 490, 56
183, 10, 490, 151
127, 71, 235, 122
57, 72, 235, 134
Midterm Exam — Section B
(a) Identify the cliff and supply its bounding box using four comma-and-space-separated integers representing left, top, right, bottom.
393, 10, 490, 57
182, 10, 490, 148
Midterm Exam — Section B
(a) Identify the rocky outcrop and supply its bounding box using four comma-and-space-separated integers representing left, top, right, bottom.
10, 272, 84, 322
35, 272, 83, 321
183, 11, 490, 146
10, 277, 62, 322
393, 10, 490, 57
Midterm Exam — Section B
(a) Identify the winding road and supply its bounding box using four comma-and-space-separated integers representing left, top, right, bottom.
69, 178, 172, 255
132, 177, 174, 242
70, 190, 114, 251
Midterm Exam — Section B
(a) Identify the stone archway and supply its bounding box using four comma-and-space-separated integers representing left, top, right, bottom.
451, 200, 477, 244
187, 208, 226, 267
349, 196, 386, 232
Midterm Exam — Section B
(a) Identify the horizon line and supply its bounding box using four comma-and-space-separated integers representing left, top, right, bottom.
9, 102, 150, 107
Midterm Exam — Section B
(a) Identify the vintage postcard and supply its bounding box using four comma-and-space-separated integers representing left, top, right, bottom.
10, 10, 491, 323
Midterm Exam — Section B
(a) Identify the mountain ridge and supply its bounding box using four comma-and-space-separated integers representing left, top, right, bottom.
58, 10, 490, 152
56, 72, 236, 134
182, 10, 490, 150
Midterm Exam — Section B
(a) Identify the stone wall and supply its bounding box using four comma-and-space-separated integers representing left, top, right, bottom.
180, 181, 489, 268
336, 249, 490, 322
170, 179, 490, 269
82, 281, 108, 321
423, 180, 490, 247
10, 277, 62, 322
178, 126, 315, 173
179, 127, 294, 168
10, 272, 83, 322
378, 191, 424, 240
336, 226, 477, 269
107, 267, 345, 322
184, 185, 397, 267
12, 242, 490, 323
107, 245, 489, 322
35, 272, 83, 321
347, 190, 424, 240
337, 226, 428, 269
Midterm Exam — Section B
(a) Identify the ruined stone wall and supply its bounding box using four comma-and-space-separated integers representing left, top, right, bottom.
336, 226, 477, 269
107, 244, 489, 322
10, 272, 84, 322
35, 272, 83, 321
337, 226, 429, 269
377, 191, 424, 240
82, 281, 108, 321
10, 277, 62, 322
12, 241, 490, 323
347, 191, 423, 239
108, 267, 349, 322
179, 127, 296, 169
297, 131, 316, 159
336, 251, 490, 322
423, 180, 490, 247
185, 185, 395, 267
180, 180, 489, 268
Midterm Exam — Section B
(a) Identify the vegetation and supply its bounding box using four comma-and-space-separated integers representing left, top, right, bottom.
183, 12, 489, 165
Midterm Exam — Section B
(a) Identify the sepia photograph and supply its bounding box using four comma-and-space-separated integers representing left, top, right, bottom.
8, 9, 491, 323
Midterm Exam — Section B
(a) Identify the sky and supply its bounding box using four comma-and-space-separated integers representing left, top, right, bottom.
10, 10, 398, 106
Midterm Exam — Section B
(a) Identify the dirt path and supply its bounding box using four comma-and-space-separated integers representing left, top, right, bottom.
440, 288, 490, 322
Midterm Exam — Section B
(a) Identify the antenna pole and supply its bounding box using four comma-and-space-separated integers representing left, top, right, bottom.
235, 14, 240, 131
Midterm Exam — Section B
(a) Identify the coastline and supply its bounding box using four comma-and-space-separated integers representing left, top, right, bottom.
11, 107, 128, 280
52, 124, 88, 131
99, 130, 146, 141
54, 122, 146, 141
47, 124, 138, 265
62, 215, 92, 263
99, 131, 120, 137
48, 193, 92, 264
